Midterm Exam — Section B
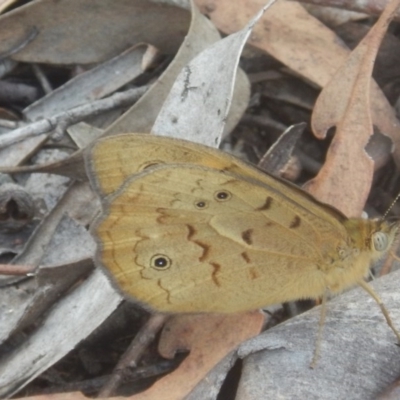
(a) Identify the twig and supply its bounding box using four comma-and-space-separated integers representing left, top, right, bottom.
0, 118, 19, 129
0, 85, 150, 149
32, 64, 53, 94
0, 263, 36, 276
98, 313, 168, 398
36, 359, 179, 395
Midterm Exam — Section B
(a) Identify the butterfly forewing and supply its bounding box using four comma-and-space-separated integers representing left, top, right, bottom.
87, 134, 348, 234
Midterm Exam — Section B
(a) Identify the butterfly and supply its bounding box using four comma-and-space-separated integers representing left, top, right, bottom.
85, 131, 400, 351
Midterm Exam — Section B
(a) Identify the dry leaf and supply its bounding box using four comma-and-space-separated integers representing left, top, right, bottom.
104, 4, 221, 135
236, 270, 400, 399
131, 312, 264, 400
105, 3, 250, 138
24, 44, 152, 120
151, 3, 270, 146
194, 0, 400, 165
305, 0, 400, 217
0, 0, 190, 64
0, 268, 122, 398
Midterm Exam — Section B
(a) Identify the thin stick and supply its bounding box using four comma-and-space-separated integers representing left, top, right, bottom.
358, 279, 400, 343
0, 85, 149, 149
310, 291, 327, 368
32, 64, 53, 94
0, 263, 36, 276
98, 313, 168, 398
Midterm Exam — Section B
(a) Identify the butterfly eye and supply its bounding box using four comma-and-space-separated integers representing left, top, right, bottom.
150, 254, 172, 270
194, 200, 208, 209
372, 232, 389, 252
214, 190, 232, 201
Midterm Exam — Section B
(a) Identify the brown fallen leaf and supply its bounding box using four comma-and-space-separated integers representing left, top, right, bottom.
129, 312, 265, 400
19, 392, 90, 400
297, 0, 400, 22
194, 0, 400, 167
304, 0, 400, 217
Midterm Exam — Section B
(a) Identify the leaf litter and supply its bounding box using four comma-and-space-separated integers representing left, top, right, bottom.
0, 0, 399, 399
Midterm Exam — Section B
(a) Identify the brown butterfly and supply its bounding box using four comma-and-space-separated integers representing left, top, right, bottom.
85, 132, 400, 352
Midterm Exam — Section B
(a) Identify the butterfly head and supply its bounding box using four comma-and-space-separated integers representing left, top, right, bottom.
345, 217, 400, 262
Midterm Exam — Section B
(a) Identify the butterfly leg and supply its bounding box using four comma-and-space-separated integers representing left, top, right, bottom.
358, 279, 400, 344
310, 291, 328, 369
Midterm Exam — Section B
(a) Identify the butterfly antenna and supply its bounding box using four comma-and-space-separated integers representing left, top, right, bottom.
383, 192, 400, 218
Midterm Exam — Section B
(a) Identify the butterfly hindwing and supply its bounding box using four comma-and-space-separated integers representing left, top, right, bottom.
93, 163, 350, 313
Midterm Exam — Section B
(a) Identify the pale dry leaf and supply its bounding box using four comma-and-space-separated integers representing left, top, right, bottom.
24, 44, 151, 120
67, 123, 104, 149
0, 135, 47, 167
151, 2, 273, 147
104, 3, 224, 136
0, 182, 96, 347
0, 268, 123, 398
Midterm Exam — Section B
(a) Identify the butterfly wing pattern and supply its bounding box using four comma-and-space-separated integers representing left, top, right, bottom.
87, 135, 399, 314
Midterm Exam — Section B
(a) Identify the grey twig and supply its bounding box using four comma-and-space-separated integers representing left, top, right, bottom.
0, 85, 150, 149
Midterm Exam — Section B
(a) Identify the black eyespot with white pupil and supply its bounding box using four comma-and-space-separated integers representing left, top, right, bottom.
195, 200, 208, 209
214, 190, 231, 201
150, 254, 172, 270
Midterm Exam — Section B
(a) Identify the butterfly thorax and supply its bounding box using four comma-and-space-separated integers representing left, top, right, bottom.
323, 218, 399, 294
